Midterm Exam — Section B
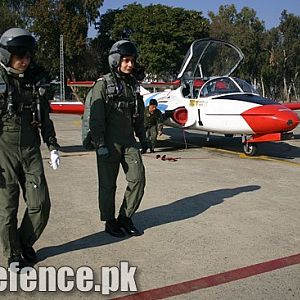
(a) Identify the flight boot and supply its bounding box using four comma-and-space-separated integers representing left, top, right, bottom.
21, 245, 38, 263
117, 215, 142, 236
105, 219, 125, 238
8, 254, 25, 270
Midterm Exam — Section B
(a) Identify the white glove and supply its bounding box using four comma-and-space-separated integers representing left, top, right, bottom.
49, 150, 60, 170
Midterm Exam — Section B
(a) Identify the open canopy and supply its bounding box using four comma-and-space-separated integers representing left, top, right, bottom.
177, 38, 244, 80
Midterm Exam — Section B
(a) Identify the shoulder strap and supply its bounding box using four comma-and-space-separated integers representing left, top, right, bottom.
102, 73, 119, 99
0, 67, 8, 89
0, 68, 9, 114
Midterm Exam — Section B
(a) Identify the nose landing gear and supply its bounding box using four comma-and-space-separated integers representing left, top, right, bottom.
243, 142, 257, 156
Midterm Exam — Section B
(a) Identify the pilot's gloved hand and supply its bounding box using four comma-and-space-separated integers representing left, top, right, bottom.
49, 150, 60, 170
97, 145, 109, 158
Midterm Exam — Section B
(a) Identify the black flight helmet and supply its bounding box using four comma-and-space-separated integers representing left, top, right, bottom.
0, 28, 36, 66
108, 40, 138, 69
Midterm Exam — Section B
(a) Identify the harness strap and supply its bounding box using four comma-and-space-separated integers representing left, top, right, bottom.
15, 102, 36, 113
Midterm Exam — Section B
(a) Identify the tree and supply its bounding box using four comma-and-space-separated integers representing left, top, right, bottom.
208, 4, 266, 85
262, 11, 300, 101
0, 1, 25, 33
29, 0, 104, 80
89, 9, 121, 78
96, 4, 209, 80
278, 11, 300, 101
261, 28, 283, 99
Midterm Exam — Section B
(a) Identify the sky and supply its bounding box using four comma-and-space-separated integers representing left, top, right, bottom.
88, 0, 300, 37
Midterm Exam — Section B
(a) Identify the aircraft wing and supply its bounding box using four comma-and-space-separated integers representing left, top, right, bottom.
50, 101, 84, 115
141, 80, 180, 89
67, 80, 95, 87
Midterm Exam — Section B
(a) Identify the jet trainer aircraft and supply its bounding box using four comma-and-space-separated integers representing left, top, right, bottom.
50, 38, 300, 155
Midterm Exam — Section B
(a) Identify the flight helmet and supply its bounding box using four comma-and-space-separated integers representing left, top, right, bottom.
0, 28, 36, 65
108, 40, 138, 69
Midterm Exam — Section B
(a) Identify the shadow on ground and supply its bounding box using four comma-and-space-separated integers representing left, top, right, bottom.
49, 127, 300, 159
159, 128, 300, 159
59, 145, 89, 153
37, 185, 260, 262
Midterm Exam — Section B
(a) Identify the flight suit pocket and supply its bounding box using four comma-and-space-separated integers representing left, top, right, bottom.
124, 148, 145, 183
25, 175, 48, 210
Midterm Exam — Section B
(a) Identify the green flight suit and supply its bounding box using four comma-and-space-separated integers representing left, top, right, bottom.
89, 72, 146, 221
0, 66, 59, 258
144, 106, 163, 151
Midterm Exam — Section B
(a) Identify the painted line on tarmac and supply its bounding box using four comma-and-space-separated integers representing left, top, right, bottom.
165, 139, 300, 167
201, 145, 300, 166
113, 253, 300, 300
239, 153, 300, 166
158, 143, 300, 166
206, 147, 300, 167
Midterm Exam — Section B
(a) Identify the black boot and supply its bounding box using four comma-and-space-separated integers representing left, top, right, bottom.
8, 254, 25, 269
105, 219, 125, 237
117, 215, 142, 236
21, 245, 38, 263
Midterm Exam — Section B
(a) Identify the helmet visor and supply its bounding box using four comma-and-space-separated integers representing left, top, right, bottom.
119, 42, 137, 57
7, 35, 36, 55
7, 46, 33, 58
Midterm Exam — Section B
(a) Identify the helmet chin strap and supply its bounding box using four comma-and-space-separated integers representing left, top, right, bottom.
0, 61, 24, 77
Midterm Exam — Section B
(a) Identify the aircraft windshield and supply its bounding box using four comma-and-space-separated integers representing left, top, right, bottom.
200, 77, 240, 97
178, 38, 244, 80
199, 77, 259, 97
233, 78, 258, 94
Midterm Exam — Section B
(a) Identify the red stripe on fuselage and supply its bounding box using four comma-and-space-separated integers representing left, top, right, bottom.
241, 104, 299, 134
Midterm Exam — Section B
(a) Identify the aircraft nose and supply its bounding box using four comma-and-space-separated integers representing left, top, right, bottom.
241, 104, 300, 134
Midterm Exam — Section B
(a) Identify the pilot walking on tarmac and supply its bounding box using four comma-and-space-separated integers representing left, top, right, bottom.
144, 99, 163, 153
89, 40, 148, 237
0, 28, 60, 267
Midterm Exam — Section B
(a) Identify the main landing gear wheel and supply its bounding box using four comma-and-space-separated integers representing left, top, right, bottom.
243, 142, 257, 156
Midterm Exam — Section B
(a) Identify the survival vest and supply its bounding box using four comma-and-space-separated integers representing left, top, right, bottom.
81, 73, 140, 150
0, 66, 44, 122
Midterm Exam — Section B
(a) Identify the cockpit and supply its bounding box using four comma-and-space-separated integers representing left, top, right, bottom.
199, 77, 258, 98
175, 38, 259, 99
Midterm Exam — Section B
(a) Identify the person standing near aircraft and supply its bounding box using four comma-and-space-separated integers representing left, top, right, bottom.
89, 40, 148, 237
144, 98, 163, 153
0, 28, 60, 267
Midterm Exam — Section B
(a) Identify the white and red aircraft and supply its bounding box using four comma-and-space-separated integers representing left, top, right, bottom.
50, 38, 300, 155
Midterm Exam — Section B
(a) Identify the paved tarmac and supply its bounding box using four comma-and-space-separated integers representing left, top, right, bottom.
1, 112, 300, 299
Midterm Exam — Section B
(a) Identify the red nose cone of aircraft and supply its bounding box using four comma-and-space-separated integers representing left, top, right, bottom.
241, 104, 300, 134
